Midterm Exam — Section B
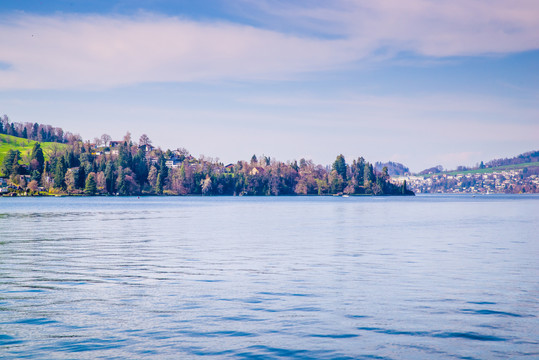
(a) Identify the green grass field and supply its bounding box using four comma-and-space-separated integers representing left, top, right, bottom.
0, 134, 69, 176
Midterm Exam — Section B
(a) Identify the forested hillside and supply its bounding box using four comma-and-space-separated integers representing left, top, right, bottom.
0, 116, 412, 196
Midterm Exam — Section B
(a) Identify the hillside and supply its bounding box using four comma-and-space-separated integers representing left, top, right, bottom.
415, 150, 539, 177
0, 134, 68, 176
374, 161, 409, 176
419, 161, 539, 178
486, 150, 539, 168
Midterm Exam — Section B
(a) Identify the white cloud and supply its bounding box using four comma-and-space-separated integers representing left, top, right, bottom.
244, 0, 539, 56
0, 0, 538, 89
0, 13, 353, 89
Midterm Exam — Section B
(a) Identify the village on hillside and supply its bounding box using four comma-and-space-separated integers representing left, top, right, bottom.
392, 168, 539, 194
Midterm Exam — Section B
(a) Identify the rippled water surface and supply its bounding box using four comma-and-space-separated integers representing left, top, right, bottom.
1, 195, 538, 359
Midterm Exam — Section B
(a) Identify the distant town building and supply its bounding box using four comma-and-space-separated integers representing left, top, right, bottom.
392, 168, 538, 194
139, 144, 154, 153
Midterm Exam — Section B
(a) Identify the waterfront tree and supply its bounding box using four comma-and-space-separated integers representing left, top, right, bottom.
84, 173, 97, 195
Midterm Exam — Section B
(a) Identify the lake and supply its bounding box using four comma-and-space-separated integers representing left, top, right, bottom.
0, 195, 538, 359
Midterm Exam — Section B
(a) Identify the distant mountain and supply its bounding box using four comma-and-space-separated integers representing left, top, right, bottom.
375, 161, 409, 176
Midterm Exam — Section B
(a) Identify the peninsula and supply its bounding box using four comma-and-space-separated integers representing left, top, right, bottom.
0, 117, 412, 197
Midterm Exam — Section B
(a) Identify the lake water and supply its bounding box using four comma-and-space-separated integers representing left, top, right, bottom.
0, 195, 538, 359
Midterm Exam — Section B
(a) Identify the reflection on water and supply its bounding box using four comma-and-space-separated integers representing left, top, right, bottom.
0, 195, 538, 359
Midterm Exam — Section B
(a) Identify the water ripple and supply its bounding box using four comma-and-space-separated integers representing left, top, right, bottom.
0, 196, 537, 359
459, 308, 528, 317
357, 327, 508, 342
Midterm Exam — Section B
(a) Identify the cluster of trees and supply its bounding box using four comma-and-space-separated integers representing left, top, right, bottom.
1, 118, 412, 196
3, 143, 412, 197
0, 115, 81, 144
1, 143, 46, 193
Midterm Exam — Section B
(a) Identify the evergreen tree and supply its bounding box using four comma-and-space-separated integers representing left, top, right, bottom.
333, 154, 347, 181
363, 162, 374, 187
32, 123, 39, 140
132, 148, 149, 185
31, 170, 41, 183
105, 161, 115, 194
329, 171, 344, 194
157, 154, 168, 189
22, 127, 28, 139
30, 143, 45, 173
84, 173, 97, 195
1, 149, 21, 176
66, 149, 79, 168
54, 157, 67, 189
40, 128, 46, 142
118, 141, 132, 169
117, 167, 128, 195
354, 157, 365, 186
155, 173, 164, 194
77, 166, 86, 189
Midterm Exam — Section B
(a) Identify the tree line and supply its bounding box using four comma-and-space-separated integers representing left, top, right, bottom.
1, 119, 413, 196
0, 115, 83, 144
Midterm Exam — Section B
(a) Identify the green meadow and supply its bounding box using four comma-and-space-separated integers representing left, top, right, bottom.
0, 134, 68, 176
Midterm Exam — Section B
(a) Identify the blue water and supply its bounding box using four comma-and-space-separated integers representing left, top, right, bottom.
0, 195, 538, 359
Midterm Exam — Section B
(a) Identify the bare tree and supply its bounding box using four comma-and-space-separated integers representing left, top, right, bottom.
64, 132, 79, 145
1, 115, 9, 129
101, 134, 111, 147
55, 127, 64, 142
139, 134, 151, 146
28, 180, 39, 193
201, 176, 212, 195
123, 131, 131, 144
47, 143, 64, 159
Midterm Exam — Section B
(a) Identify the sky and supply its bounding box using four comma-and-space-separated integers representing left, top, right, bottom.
0, 0, 538, 172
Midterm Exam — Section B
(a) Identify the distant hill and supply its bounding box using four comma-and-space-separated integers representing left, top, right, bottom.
485, 150, 539, 168
0, 134, 68, 176
418, 165, 444, 175
375, 161, 409, 176
413, 150, 539, 177
434, 161, 539, 177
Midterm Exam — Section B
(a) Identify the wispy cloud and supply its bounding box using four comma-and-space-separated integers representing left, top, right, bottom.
241, 0, 539, 56
0, 13, 353, 89
1, 0, 538, 89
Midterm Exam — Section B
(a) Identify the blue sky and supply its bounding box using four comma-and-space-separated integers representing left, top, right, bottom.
1, 0, 538, 171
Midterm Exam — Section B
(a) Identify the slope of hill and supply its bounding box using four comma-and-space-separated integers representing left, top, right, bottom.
414, 150, 539, 177
375, 161, 409, 176
0, 134, 68, 176
486, 150, 539, 168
